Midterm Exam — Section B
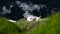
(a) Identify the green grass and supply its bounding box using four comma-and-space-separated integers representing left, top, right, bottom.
0, 18, 21, 34
26, 11, 60, 34
0, 11, 60, 34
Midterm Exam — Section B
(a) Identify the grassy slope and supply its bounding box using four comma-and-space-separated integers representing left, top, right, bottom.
0, 11, 60, 34
26, 11, 60, 34
0, 18, 21, 34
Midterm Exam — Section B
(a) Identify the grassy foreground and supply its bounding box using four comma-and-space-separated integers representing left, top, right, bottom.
0, 11, 60, 34
26, 12, 60, 34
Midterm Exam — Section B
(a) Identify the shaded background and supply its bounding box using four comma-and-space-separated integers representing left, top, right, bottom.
0, 0, 60, 20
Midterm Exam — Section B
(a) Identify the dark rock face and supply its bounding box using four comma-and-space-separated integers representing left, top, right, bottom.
0, 0, 60, 20
4, 5, 25, 20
